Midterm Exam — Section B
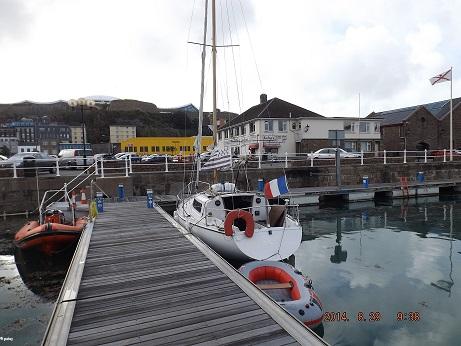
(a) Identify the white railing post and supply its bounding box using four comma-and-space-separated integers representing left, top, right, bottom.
258, 152, 261, 169
55, 158, 60, 177
403, 149, 407, 164
94, 156, 99, 175
13, 162, 17, 178
129, 156, 133, 174
285, 152, 288, 168
310, 151, 314, 167
424, 149, 427, 163
444, 149, 447, 162
101, 158, 105, 178
125, 156, 129, 177
165, 155, 169, 172
361, 150, 364, 165
384, 150, 387, 165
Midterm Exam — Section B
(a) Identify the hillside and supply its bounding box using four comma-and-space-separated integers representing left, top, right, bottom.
0, 100, 212, 143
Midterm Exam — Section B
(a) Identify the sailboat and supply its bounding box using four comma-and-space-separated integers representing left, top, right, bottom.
174, 0, 302, 261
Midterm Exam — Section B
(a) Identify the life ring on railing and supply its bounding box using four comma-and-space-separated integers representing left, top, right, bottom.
224, 209, 254, 238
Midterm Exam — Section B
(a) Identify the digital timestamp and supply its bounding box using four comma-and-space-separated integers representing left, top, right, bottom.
323, 311, 421, 322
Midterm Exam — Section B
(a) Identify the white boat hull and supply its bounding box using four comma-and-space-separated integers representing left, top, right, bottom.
174, 195, 302, 261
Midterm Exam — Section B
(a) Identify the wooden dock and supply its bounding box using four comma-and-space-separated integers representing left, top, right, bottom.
43, 201, 327, 345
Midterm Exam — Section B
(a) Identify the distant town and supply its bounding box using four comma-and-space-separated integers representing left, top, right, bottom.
0, 93, 460, 158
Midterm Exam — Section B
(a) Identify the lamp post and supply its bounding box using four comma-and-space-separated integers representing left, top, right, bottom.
68, 98, 95, 167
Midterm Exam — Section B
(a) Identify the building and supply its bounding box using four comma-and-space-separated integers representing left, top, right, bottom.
0, 127, 18, 154
69, 125, 86, 144
217, 94, 381, 155
367, 97, 461, 151
110, 125, 137, 145
120, 136, 214, 156
17, 144, 40, 153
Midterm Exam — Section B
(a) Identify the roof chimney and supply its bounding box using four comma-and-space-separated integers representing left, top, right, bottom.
260, 94, 267, 104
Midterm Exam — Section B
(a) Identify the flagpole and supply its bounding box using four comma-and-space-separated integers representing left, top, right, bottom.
450, 66, 453, 161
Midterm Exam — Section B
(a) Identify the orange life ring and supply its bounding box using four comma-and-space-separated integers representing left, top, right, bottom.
224, 209, 254, 238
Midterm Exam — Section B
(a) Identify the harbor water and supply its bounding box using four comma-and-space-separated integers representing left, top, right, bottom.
295, 196, 461, 346
0, 216, 71, 345
1, 196, 461, 345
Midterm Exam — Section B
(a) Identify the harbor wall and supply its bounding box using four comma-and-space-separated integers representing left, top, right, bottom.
2, 161, 461, 213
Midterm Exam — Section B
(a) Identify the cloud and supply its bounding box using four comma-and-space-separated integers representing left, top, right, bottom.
0, 0, 33, 42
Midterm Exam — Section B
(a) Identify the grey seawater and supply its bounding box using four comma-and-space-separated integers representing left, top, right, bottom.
0, 217, 71, 346
295, 196, 461, 346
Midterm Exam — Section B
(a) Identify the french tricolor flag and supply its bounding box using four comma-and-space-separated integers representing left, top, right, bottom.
264, 176, 289, 198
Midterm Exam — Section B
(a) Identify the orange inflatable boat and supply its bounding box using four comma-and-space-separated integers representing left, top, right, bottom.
14, 209, 87, 255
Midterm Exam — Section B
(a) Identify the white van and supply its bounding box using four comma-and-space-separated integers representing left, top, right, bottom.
58, 149, 94, 168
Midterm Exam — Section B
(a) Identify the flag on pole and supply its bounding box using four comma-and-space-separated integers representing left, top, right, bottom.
430, 69, 452, 85
264, 176, 289, 198
201, 147, 232, 170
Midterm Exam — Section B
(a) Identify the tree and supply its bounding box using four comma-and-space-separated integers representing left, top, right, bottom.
0, 145, 11, 157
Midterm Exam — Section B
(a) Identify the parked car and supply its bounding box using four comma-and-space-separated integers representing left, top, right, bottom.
116, 153, 142, 162
94, 153, 114, 161
310, 148, 361, 159
58, 149, 95, 168
0, 152, 56, 174
431, 149, 461, 157
141, 154, 166, 163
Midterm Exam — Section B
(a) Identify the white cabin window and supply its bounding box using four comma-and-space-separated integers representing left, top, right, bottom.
264, 120, 273, 132
193, 199, 202, 213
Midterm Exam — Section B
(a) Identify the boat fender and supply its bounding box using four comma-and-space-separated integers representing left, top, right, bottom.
224, 209, 254, 238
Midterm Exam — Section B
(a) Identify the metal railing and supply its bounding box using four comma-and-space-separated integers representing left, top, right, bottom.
1, 149, 459, 179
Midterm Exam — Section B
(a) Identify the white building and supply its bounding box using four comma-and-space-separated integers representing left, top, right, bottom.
217, 95, 381, 155
110, 125, 137, 144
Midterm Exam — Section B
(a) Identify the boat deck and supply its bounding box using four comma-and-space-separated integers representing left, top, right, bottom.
43, 201, 327, 345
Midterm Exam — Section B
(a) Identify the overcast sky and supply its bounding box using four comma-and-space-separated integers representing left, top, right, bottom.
0, 0, 459, 117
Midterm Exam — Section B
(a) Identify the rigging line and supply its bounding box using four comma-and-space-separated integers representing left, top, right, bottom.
225, 0, 242, 113
185, 0, 198, 75
238, 0, 263, 92
220, 0, 231, 111
230, 0, 244, 110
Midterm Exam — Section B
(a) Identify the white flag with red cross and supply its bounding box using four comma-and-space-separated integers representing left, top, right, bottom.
430, 69, 452, 85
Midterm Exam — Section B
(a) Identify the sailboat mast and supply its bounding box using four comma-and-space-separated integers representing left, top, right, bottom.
212, 0, 217, 145
195, 0, 208, 186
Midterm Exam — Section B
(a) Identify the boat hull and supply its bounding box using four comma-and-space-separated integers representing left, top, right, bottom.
174, 208, 301, 261
239, 260, 324, 328
14, 219, 86, 256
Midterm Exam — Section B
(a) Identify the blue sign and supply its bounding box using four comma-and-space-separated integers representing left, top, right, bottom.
118, 184, 125, 201
147, 189, 154, 208
96, 192, 104, 212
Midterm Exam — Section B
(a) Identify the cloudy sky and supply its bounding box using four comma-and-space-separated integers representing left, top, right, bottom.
0, 0, 459, 117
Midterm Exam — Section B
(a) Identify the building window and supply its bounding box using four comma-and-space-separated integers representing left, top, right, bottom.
162, 146, 165, 151
278, 120, 287, 132
202, 145, 207, 151
359, 122, 370, 133
264, 120, 273, 132
374, 123, 380, 133
235, 127, 239, 136
224, 130, 229, 139
344, 121, 352, 132
250, 122, 255, 133
241, 125, 246, 135
218, 131, 222, 140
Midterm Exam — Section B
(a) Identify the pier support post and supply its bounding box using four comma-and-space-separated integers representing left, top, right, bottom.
55, 159, 60, 177
384, 150, 387, 165
101, 158, 105, 178
94, 157, 99, 175
13, 162, 17, 178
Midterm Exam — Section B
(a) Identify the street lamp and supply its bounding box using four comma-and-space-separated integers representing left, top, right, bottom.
68, 98, 96, 167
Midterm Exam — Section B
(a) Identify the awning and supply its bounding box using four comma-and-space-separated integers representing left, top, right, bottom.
248, 143, 260, 149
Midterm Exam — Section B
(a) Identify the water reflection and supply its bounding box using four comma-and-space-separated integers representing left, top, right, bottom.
294, 197, 461, 346
14, 248, 72, 300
